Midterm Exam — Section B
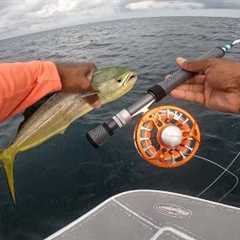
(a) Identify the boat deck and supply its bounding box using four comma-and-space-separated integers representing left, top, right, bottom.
45, 190, 240, 240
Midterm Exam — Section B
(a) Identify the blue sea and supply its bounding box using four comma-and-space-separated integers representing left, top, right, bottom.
0, 17, 240, 239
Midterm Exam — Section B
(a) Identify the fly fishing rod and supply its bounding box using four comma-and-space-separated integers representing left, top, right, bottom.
87, 39, 240, 156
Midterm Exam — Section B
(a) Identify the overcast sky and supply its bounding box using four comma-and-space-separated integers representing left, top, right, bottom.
0, 0, 239, 40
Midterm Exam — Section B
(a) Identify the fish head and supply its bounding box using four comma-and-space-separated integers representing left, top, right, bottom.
92, 67, 137, 103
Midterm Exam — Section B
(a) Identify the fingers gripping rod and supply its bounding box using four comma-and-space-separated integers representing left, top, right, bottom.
87, 39, 240, 147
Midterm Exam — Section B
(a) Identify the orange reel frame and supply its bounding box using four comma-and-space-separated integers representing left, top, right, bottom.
134, 105, 201, 168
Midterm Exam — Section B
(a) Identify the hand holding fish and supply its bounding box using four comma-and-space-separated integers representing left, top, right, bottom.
56, 62, 101, 108
171, 58, 240, 113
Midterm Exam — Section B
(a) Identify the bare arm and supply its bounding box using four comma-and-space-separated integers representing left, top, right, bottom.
0, 61, 100, 122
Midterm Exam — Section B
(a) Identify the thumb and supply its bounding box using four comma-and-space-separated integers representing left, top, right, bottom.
176, 57, 210, 73
80, 69, 96, 90
85, 63, 97, 79
86, 69, 95, 82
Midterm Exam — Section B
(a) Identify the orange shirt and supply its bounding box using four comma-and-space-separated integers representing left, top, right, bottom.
0, 61, 62, 122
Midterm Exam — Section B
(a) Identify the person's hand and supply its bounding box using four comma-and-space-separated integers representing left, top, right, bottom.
55, 62, 101, 108
170, 58, 240, 113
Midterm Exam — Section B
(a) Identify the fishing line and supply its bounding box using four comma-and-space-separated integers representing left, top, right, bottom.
196, 152, 240, 201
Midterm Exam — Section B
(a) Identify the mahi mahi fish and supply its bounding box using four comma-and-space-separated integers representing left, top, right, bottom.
0, 67, 137, 203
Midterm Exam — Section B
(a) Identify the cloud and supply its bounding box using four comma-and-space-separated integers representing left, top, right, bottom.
0, 0, 118, 39
0, 0, 240, 40
122, 0, 240, 11
125, 1, 204, 10
194, 0, 240, 9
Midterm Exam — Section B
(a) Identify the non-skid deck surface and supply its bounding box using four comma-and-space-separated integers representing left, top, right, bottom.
45, 190, 240, 240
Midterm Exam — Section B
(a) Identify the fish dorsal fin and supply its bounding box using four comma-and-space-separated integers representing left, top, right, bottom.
0, 148, 16, 203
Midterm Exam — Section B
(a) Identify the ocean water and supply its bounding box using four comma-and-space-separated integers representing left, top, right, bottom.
0, 17, 240, 239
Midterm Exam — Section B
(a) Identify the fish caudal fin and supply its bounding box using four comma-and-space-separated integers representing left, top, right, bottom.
0, 149, 17, 203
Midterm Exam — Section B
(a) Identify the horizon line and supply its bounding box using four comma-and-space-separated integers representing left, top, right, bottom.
0, 14, 239, 42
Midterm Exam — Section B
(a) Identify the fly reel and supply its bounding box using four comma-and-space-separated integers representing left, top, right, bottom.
134, 105, 201, 168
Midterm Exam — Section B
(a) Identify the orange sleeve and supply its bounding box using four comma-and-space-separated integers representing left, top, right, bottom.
0, 61, 62, 122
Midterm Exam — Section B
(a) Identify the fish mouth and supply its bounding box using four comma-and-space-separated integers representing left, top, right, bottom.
123, 72, 137, 86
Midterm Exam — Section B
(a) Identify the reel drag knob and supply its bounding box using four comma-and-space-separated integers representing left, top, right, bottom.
134, 105, 201, 168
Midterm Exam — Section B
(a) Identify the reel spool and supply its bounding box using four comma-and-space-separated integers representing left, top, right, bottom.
134, 105, 200, 168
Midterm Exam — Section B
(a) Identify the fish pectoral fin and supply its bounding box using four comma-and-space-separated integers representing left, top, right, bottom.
0, 149, 17, 204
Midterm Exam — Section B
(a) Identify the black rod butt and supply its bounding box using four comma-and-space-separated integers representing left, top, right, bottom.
86, 123, 114, 148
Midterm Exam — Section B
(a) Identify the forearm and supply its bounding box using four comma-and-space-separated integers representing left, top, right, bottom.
0, 61, 62, 122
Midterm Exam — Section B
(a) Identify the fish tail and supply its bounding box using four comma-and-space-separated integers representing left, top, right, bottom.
0, 148, 17, 204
